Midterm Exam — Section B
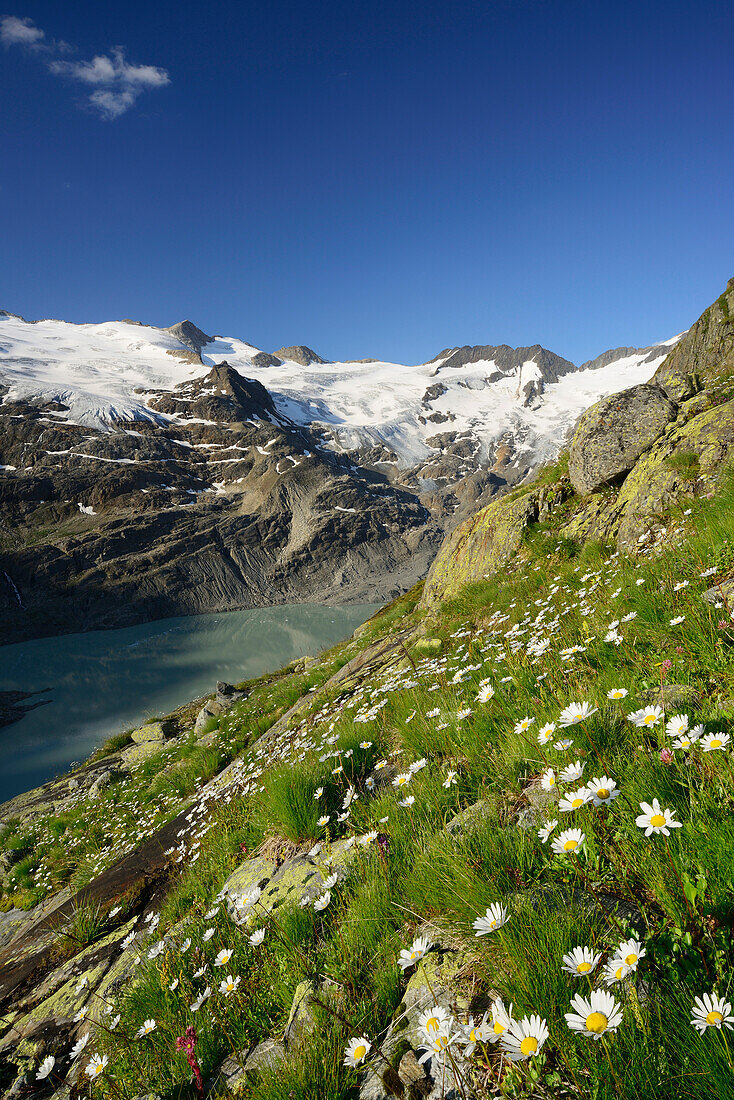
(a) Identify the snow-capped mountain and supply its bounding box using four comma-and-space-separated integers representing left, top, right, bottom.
0, 311, 680, 474
0, 309, 682, 644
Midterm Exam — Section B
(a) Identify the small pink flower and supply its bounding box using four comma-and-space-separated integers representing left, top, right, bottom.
660, 748, 674, 765
661, 659, 672, 676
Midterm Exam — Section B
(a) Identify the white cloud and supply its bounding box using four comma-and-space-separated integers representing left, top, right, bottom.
51, 48, 170, 118
3, 17, 170, 118
1, 15, 45, 47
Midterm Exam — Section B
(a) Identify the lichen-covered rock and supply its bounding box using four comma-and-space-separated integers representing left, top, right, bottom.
614, 397, 734, 550
421, 492, 537, 607
568, 384, 677, 495
654, 276, 734, 402
130, 721, 166, 744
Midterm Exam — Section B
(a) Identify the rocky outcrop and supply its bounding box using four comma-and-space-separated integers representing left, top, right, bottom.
420, 484, 567, 607
654, 277, 734, 401
567, 383, 678, 495
163, 320, 212, 356
274, 346, 328, 366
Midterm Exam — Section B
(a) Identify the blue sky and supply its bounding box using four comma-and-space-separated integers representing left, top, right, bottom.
2, 0, 732, 364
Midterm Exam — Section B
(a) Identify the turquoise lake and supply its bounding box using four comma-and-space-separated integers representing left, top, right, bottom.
0, 603, 379, 802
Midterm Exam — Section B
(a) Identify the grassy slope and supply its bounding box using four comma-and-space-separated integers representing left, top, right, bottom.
22, 461, 730, 1100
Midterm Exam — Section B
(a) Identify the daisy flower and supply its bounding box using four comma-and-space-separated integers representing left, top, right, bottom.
561, 945, 602, 976
537, 819, 558, 843
666, 714, 689, 738
219, 974, 241, 996
514, 716, 535, 734
691, 992, 734, 1032
551, 828, 585, 855
558, 760, 585, 784
417, 1004, 453, 1038
476, 684, 495, 702
84, 1054, 109, 1079
36, 1056, 55, 1081
442, 770, 458, 788
635, 799, 682, 836
463, 1013, 490, 1054
314, 787, 324, 799
417, 1031, 456, 1063
559, 787, 592, 813
398, 935, 431, 971
487, 998, 514, 1042
344, 1036, 372, 1068
202, 927, 215, 942
670, 615, 686, 626
559, 702, 598, 727
313, 890, 331, 911
602, 958, 630, 984
472, 902, 508, 936
214, 948, 233, 968
565, 990, 622, 1039
136, 1018, 157, 1038
615, 938, 646, 971
607, 687, 628, 700
69, 1034, 90, 1060
317, 815, 331, 827
554, 738, 574, 751
249, 928, 265, 946
628, 706, 664, 728
399, 795, 415, 807
537, 722, 556, 745
540, 768, 556, 791
392, 772, 412, 788
501, 1014, 549, 1061
701, 731, 730, 752
586, 776, 620, 806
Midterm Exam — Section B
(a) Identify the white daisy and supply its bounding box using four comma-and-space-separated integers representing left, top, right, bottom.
561, 945, 602, 976
472, 902, 508, 936
398, 935, 431, 971
559, 702, 598, 727
586, 776, 620, 806
537, 819, 558, 843
565, 989, 622, 1039
635, 799, 682, 836
344, 1036, 372, 1068
501, 1014, 549, 1061
691, 992, 734, 1032
551, 828, 585, 855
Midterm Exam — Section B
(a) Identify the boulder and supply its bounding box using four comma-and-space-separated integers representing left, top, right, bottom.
568, 384, 677, 495
129, 721, 166, 744
653, 276, 734, 402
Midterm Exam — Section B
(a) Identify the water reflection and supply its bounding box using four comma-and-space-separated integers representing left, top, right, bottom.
0, 603, 378, 801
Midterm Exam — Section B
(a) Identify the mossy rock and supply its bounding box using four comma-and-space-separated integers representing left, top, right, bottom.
130, 721, 166, 744
654, 276, 734, 402
421, 492, 538, 606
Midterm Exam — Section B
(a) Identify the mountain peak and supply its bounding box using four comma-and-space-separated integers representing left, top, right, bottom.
164, 320, 212, 355
274, 345, 328, 366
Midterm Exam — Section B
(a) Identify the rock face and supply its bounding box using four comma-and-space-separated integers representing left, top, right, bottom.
421, 484, 567, 607
568, 383, 678, 495
654, 277, 734, 401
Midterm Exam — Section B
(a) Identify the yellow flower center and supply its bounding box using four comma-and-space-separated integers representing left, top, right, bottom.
710, 739, 723, 748
564, 838, 578, 851
571, 798, 584, 808
650, 814, 666, 827
625, 953, 638, 966
548, 776, 555, 786
227, 982, 234, 991
597, 788, 609, 799
614, 965, 625, 980
398, 777, 407, 785
437, 1035, 449, 1049
94, 1066, 104, 1076
426, 1016, 440, 1032
577, 962, 591, 973
644, 715, 656, 725
706, 1011, 723, 1026
493, 1021, 506, 1035
585, 1012, 608, 1034
469, 1028, 478, 1042
354, 1044, 367, 1060
520, 1036, 538, 1056
574, 714, 583, 722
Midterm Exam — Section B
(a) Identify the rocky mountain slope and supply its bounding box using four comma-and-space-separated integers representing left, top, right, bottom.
0, 311, 680, 643
0, 277, 733, 1100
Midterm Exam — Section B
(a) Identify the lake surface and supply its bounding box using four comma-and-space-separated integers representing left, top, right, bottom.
0, 603, 379, 803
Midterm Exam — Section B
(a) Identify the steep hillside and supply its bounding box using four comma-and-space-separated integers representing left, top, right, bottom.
0, 280, 733, 1100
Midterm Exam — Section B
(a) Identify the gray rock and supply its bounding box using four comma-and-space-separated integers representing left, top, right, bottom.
568, 384, 678, 495
130, 722, 166, 744
274, 345, 328, 366
244, 1039, 286, 1074
639, 684, 700, 712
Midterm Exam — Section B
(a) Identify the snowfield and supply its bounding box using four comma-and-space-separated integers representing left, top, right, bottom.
0, 313, 683, 469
